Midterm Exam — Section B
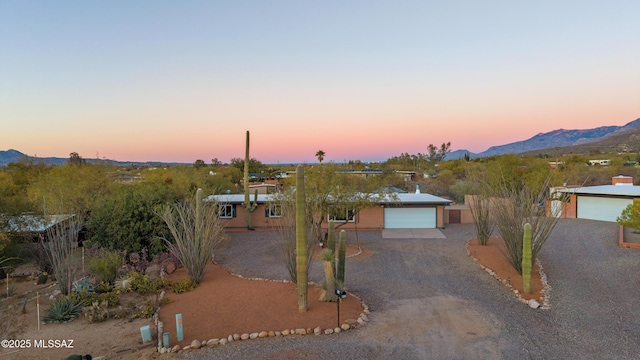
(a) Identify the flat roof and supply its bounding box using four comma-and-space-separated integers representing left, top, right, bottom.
207, 193, 451, 205
560, 185, 640, 197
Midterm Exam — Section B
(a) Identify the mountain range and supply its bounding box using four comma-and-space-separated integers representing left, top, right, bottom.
447, 118, 640, 160
0, 149, 182, 167
2, 117, 639, 166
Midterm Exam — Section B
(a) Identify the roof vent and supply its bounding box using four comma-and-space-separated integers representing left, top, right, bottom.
415, 185, 421, 194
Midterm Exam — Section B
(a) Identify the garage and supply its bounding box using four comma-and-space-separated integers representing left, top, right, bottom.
384, 207, 436, 228
577, 196, 632, 222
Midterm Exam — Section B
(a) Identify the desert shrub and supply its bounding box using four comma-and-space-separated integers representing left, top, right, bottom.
617, 201, 640, 233
45, 295, 83, 322
170, 278, 197, 293
94, 280, 114, 294
86, 182, 177, 256
124, 271, 170, 295
90, 249, 122, 284
131, 298, 160, 319
43, 219, 82, 295
160, 189, 226, 284
469, 195, 494, 246
125, 248, 150, 273
83, 300, 109, 323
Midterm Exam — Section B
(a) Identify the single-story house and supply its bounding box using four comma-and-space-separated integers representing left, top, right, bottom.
555, 175, 639, 222
206, 190, 451, 230
3, 214, 83, 244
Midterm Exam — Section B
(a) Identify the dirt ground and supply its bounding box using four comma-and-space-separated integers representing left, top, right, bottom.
467, 237, 544, 302
1, 238, 540, 359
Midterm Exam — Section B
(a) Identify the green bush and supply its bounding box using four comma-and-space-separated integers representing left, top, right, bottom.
45, 296, 83, 322
90, 250, 122, 284
170, 278, 197, 293
125, 271, 170, 295
94, 280, 114, 294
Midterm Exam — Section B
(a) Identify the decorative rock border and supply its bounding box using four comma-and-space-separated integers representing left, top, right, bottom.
466, 240, 551, 310
346, 246, 363, 258
155, 262, 370, 355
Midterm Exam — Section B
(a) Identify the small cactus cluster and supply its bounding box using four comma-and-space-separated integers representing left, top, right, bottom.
320, 220, 347, 302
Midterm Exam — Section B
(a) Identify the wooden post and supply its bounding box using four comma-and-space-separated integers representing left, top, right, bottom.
37, 291, 40, 331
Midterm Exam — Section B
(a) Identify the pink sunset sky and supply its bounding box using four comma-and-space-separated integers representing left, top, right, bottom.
1, 2, 638, 164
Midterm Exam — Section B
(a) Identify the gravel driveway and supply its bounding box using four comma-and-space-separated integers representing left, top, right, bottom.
180, 219, 640, 359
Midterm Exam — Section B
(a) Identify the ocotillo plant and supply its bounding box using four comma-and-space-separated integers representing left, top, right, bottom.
319, 249, 337, 302
522, 222, 532, 294
337, 230, 347, 286
243, 131, 258, 229
295, 165, 308, 313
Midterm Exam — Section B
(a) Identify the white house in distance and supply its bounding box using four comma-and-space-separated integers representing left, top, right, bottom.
557, 175, 639, 222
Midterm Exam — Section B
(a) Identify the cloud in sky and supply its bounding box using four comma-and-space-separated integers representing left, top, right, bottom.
1, 1, 638, 163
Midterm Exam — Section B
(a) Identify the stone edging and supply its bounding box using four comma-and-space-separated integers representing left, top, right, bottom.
346, 246, 363, 258
465, 240, 551, 310
155, 262, 370, 355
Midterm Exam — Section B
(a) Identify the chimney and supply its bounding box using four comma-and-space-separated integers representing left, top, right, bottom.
612, 175, 633, 186
415, 185, 421, 194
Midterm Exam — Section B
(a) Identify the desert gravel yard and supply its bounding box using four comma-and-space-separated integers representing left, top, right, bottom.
180, 219, 639, 360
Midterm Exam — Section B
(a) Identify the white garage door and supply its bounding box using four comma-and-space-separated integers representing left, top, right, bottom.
384, 207, 436, 228
577, 196, 632, 222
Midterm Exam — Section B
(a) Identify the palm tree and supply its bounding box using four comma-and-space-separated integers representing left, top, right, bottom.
315, 150, 325, 164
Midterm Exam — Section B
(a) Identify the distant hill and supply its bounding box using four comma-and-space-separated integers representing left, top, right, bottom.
525, 121, 640, 157
0, 149, 185, 167
447, 118, 640, 160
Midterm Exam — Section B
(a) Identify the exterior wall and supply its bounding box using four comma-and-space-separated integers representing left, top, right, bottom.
320, 206, 384, 230
220, 204, 287, 229
444, 205, 474, 224
220, 203, 447, 230
561, 194, 577, 218
436, 205, 445, 228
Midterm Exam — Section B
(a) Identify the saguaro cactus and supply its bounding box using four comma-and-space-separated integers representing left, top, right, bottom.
295, 165, 308, 313
327, 220, 336, 255
337, 230, 347, 286
242, 131, 258, 229
522, 222, 532, 294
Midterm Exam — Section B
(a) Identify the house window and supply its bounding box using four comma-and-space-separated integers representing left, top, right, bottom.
218, 204, 235, 219
265, 204, 282, 218
328, 208, 355, 223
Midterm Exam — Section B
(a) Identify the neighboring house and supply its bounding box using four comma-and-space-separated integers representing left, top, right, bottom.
588, 159, 612, 166
556, 175, 639, 222
3, 214, 80, 242
285, 169, 417, 182
248, 181, 282, 194
207, 190, 451, 230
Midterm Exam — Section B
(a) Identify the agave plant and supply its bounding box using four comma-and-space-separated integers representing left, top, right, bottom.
45, 296, 83, 322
